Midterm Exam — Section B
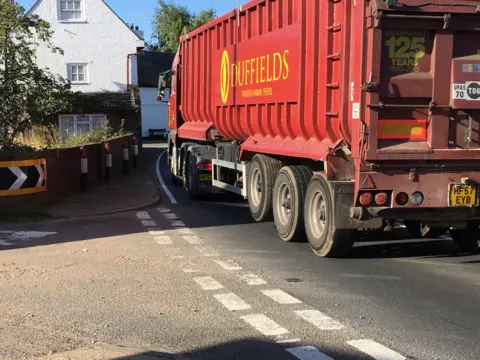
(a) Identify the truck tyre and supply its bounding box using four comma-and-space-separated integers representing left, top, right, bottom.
403, 220, 448, 239
273, 165, 312, 242
304, 175, 356, 258
450, 222, 480, 253
185, 152, 199, 200
247, 154, 282, 222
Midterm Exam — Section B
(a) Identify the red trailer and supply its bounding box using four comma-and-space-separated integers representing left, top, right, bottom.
158, 0, 480, 257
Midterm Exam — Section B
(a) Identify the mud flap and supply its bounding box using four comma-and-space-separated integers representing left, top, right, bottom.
331, 181, 383, 229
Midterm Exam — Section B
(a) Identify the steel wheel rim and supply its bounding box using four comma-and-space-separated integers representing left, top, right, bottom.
310, 190, 326, 239
250, 167, 262, 207
277, 182, 292, 226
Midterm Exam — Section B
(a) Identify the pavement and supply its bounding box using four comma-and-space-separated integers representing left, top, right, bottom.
1, 142, 480, 360
43, 141, 164, 219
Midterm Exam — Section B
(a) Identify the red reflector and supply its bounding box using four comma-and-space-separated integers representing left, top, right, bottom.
375, 192, 388, 206
80, 147, 87, 158
123, 140, 129, 148
105, 143, 111, 153
359, 192, 372, 206
133, 136, 138, 145
196, 162, 212, 171
395, 192, 409, 206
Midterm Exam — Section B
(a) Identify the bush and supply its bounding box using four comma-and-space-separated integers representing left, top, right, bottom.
11, 119, 130, 151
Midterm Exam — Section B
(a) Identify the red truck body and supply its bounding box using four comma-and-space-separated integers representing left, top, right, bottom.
163, 0, 480, 257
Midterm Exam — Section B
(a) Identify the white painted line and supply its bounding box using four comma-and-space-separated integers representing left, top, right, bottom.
183, 235, 203, 244
141, 220, 157, 227
240, 314, 289, 336
163, 213, 178, 219
136, 211, 151, 220
183, 269, 199, 273
195, 247, 219, 257
239, 273, 267, 285
148, 229, 165, 235
294, 310, 344, 330
193, 276, 224, 291
157, 208, 170, 213
214, 259, 242, 271
171, 221, 186, 227
172, 255, 184, 259
156, 152, 178, 205
276, 338, 301, 344
155, 236, 173, 245
178, 228, 194, 234
286, 346, 335, 360
346, 339, 406, 360
214, 293, 252, 311
262, 289, 302, 304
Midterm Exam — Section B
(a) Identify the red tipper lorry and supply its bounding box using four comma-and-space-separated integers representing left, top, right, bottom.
158, 0, 480, 257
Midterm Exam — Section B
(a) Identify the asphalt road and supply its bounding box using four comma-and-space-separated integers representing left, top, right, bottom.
1, 145, 479, 360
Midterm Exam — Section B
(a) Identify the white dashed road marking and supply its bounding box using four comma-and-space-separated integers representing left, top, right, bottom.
276, 338, 302, 344
178, 228, 194, 234
193, 276, 224, 291
171, 221, 186, 227
262, 289, 302, 304
136, 212, 151, 220
157, 207, 170, 213
155, 236, 173, 245
183, 235, 203, 244
294, 310, 344, 330
195, 247, 219, 257
286, 346, 335, 360
141, 220, 157, 227
240, 314, 289, 336
346, 339, 406, 360
214, 293, 252, 311
148, 229, 165, 235
214, 259, 243, 271
163, 213, 178, 219
239, 273, 267, 285
156, 152, 178, 205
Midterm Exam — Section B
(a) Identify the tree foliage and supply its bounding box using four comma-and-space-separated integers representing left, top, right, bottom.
0, 0, 73, 148
152, 0, 216, 53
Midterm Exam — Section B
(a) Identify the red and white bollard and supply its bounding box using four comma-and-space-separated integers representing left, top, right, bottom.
123, 139, 129, 174
133, 136, 139, 169
105, 142, 112, 181
80, 146, 88, 191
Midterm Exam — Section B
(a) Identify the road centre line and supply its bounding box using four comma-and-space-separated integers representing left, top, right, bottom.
240, 314, 289, 336
286, 346, 335, 360
346, 339, 406, 360
193, 276, 224, 291
214, 293, 252, 311
261, 289, 302, 304
294, 310, 344, 330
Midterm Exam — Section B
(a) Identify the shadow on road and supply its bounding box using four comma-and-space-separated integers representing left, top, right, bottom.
105, 338, 365, 360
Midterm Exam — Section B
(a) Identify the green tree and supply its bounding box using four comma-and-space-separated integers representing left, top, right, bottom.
152, 0, 216, 53
0, 0, 73, 148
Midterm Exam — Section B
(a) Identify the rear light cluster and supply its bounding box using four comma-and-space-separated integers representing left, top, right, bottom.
395, 191, 424, 206
358, 191, 390, 206
196, 162, 212, 171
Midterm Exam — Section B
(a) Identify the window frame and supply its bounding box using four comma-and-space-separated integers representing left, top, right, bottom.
58, 0, 84, 22
58, 114, 107, 137
67, 63, 89, 85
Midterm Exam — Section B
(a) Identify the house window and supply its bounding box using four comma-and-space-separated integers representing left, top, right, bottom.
67, 64, 88, 84
59, 0, 83, 21
58, 115, 107, 137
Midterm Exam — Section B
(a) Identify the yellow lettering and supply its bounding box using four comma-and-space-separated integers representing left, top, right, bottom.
231, 63, 237, 87
273, 52, 282, 81
245, 60, 250, 85
239, 61, 245, 86
282, 50, 289, 80
260, 56, 266, 83
266, 55, 273, 82
250, 58, 256, 85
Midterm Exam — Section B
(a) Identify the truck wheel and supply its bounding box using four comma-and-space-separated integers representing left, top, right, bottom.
304, 175, 355, 258
247, 154, 282, 222
272, 165, 313, 242
404, 220, 448, 239
450, 222, 480, 253
185, 152, 199, 200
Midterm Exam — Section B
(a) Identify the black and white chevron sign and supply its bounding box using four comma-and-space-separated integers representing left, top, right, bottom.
0, 159, 47, 196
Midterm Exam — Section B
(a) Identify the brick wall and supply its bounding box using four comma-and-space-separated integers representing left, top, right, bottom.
0, 135, 135, 209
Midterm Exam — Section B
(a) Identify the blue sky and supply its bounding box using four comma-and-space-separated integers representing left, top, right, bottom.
17, 0, 243, 43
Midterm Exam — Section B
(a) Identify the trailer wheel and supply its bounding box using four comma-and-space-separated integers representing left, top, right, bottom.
403, 220, 447, 239
304, 175, 355, 258
450, 222, 480, 253
273, 165, 312, 242
247, 154, 282, 222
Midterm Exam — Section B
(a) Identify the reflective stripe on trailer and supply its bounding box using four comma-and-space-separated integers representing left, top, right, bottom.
377, 119, 427, 140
